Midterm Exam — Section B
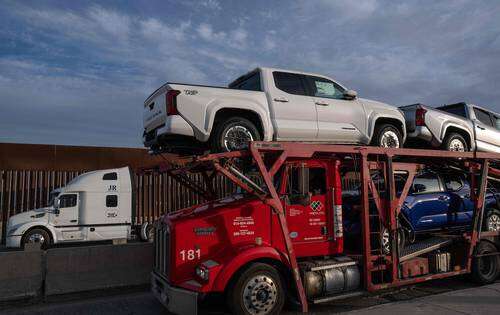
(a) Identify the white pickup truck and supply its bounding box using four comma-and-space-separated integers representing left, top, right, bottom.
401, 102, 500, 152
5, 167, 153, 249
143, 67, 406, 152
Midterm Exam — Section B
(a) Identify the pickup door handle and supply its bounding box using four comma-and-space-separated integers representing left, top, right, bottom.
438, 195, 450, 201
315, 101, 329, 106
273, 97, 289, 103
70, 219, 77, 223
476, 125, 486, 130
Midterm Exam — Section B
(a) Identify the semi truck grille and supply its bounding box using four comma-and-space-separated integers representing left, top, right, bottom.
154, 222, 171, 278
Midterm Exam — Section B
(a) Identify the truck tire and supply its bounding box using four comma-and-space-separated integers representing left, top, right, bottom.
471, 241, 500, 284
22, 228, 51, 250
371, 124, 403, 148
442, 132, 469, 152
227, 263, 285, 315
211, 117, 261, 152
484, 210, 500, 232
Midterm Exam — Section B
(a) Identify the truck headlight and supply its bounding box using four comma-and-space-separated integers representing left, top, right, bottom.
195, 265, 210, 281
7, 227, 18, 236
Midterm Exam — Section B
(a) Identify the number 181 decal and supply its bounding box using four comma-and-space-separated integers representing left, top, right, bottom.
180, 249, 201, 261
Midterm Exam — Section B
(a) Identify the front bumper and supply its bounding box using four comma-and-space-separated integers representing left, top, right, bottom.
6, 235, 22, 248
151, 272, 198, 315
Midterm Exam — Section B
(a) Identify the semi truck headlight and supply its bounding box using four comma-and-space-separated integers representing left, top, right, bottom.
195, 265, 209, 281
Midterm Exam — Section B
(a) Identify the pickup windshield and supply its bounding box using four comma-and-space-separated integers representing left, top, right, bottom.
437, 103, 467, 118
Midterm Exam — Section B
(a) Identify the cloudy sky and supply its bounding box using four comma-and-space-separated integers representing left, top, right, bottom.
1, 0, 500, 147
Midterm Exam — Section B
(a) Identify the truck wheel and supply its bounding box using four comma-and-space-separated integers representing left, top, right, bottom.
371, 124, 402, 148
442, 133, 468, 152
227, 263, 285, 315
471, 241, 500, 284
484, 210, 500, 232
22, 228, 51, 250
211, 117, 261, 152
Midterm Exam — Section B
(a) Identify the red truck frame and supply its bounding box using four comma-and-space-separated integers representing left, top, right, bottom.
142, 142, 500, 313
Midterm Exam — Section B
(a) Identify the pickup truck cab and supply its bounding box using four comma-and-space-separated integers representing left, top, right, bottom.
5, 167, 152, 249
143, 67, 406, 152
400, 102, 500, 152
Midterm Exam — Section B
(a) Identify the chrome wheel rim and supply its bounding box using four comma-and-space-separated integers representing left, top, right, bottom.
449, 139, 465, 152
242, 274, 278, 315
380, 130, 400, 148
487, 214, 500, 231
27, 233, 45, 244
223, 126, 254, 151
381, 229, 390, 254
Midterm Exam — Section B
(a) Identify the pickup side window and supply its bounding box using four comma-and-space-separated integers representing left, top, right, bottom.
411, 173, 441, 194
443, 174, 463, 191
273, 72, 307, 96
305, 75, 345, 99
473, 107, 494, 127
230, 72, 262, 91
59, 194, 77, 208
492, 115, 500, 130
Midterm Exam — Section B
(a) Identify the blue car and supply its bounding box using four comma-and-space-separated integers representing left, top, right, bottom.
343, 170, 500, 252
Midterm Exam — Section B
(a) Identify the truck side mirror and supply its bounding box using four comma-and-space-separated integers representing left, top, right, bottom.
343, 89, 357, 100
53, 198, 60, 212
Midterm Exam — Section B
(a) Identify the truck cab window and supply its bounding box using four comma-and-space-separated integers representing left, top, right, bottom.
59, 194, 77, 208
273, 72, 307, 96
106, 195, 118, 207
309, 168, 326, 195
230, 72, 261, 91
411, 174, 441, 194
306, 76, 345, 99
473, 108, 494, 127
103, 172, 117, 180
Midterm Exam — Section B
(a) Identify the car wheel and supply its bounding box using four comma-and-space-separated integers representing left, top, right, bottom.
471, 241, 500, 284
22, 228, 51, 250
442, 132, 469, 152
381, 227, 405, 255
211, 117, 261, 152
484, 210, 500, 232
227, 263, 285, 315
372, 124, 403, 149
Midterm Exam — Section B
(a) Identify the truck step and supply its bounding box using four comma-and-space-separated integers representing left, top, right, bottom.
312, 291, 365, 304
400, 237, 453, 262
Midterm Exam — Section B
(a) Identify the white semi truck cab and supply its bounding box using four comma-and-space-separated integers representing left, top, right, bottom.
5, 167, 150, 249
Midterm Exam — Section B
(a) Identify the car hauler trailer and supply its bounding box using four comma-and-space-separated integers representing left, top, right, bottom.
144, 142, 500, 315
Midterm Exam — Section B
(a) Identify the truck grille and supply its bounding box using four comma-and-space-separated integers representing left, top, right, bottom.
154, 222, 170, 278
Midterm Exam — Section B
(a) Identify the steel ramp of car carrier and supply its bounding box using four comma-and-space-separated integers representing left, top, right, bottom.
399, 237, 453, 262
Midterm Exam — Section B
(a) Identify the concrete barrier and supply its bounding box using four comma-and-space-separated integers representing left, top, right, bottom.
45, 243, 153, 296
0, 250, 43, 301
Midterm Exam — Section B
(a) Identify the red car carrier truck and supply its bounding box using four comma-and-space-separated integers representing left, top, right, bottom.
145, 142, 500, 315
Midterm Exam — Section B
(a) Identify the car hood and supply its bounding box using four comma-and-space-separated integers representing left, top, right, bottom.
359, 98, 400, 112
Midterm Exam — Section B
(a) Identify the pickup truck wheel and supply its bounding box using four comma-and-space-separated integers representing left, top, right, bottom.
227, 263, 285, 315
471, 241, 500, 284
212, 117, 261, 152
372, 124, 402, 148
442, 133, 468, 152
22, 228, 51, 250
484, 210, 500, 232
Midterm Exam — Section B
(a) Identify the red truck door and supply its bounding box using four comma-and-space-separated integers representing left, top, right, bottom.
280, 160, 338, 256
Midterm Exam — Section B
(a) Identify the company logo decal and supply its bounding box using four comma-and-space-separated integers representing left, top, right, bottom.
310, 200, 323, 212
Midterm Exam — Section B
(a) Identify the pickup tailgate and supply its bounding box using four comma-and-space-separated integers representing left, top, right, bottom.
143, 84, 169, 132
399, 104, 420, 133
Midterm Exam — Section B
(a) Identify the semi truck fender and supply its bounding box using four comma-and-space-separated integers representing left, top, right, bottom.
14, 222, 57, 243
211, 246, 288, 292
204, 102, 273, 142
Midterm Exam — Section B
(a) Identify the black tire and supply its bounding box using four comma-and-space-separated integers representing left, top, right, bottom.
22, 228, 51, 250
484, 209, 500, 232
371, 124, 403, 148
211, 117, 261, 152
442, 132, 469, 152
227, 263, 285, 315
471, 241, 500, 284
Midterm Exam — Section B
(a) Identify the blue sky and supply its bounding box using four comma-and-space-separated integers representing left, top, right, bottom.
1, 0, 500, 147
